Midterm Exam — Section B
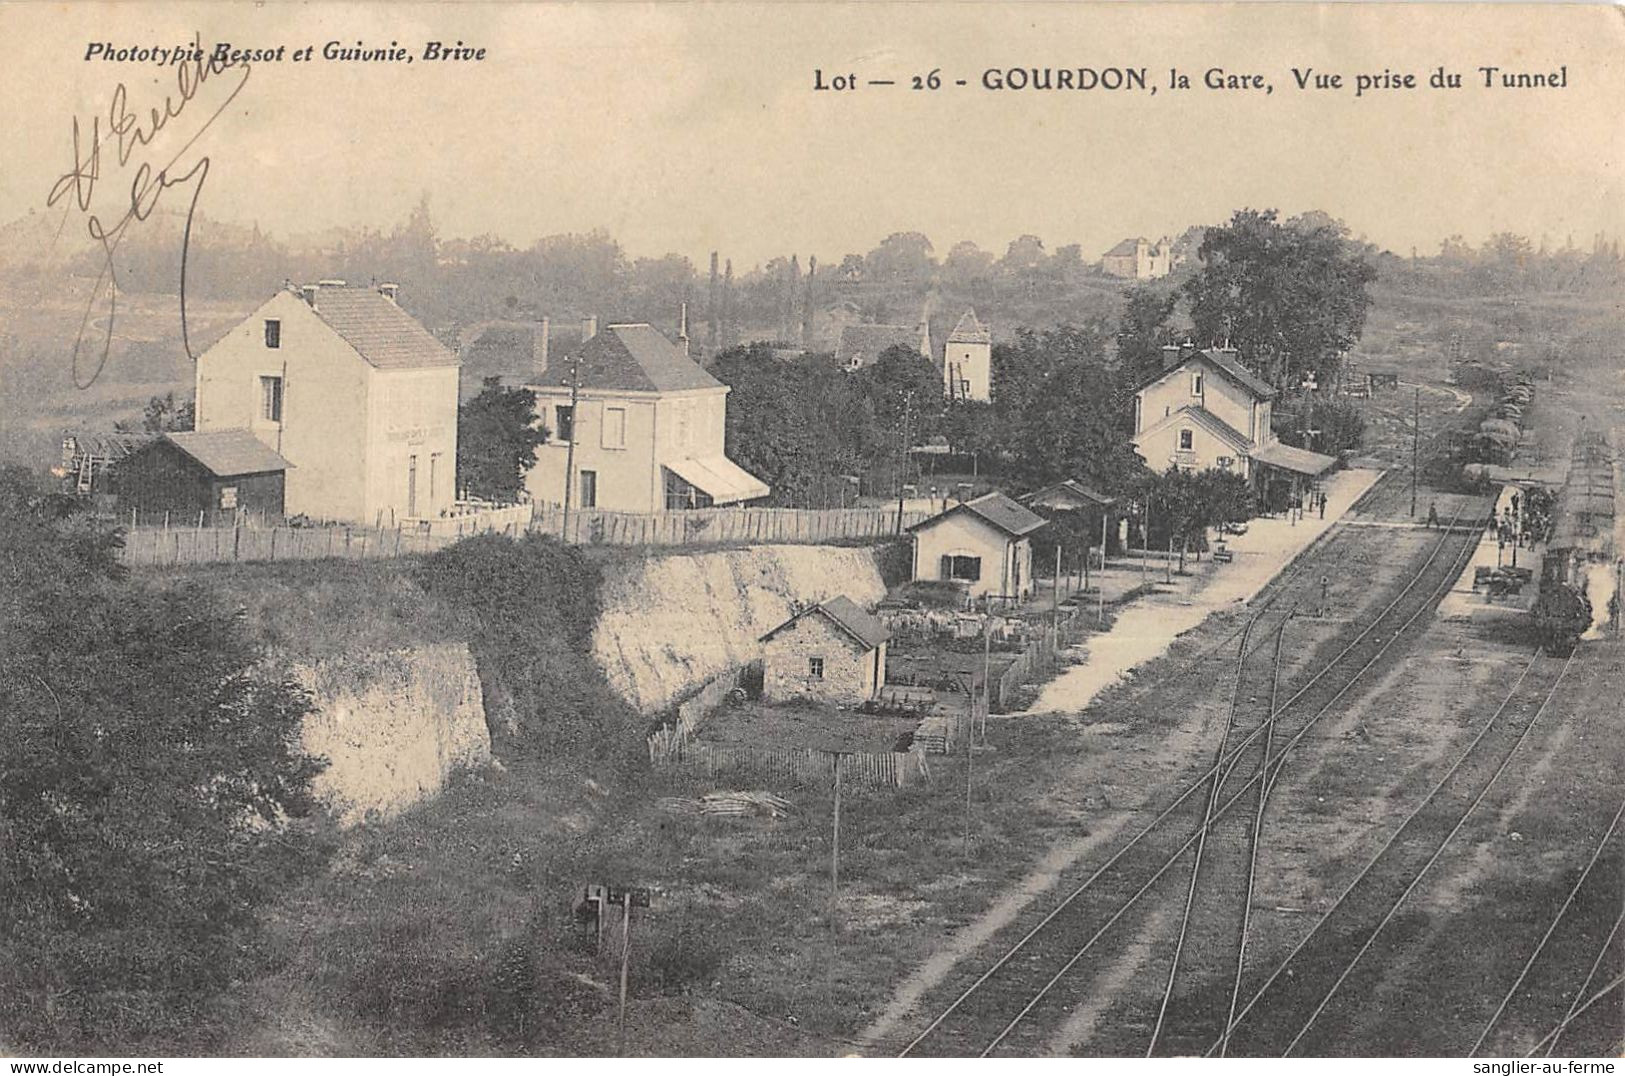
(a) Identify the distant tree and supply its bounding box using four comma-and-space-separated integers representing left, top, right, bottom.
456, 378, 548, 503
1276, 396, 1366, 455
0, 466, 328, 1049
991, 323, 1145, 494
1185, 208, 1377, 390
116, 391, 194, 434
943, 241, 996, 288
1115, 285, 1179, 387
854, 344, 944, 436
712, 345, 870, 507
864, 232, 936, 284
999, 234, 1048, 274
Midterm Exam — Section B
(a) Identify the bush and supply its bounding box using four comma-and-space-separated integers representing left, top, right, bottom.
872, 537, 914, 586
415, 533, 641, 768
0, 467, 330, 1051
644, 925, 724, 995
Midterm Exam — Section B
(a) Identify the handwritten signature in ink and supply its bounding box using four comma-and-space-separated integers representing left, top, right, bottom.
46, 36, 251, 389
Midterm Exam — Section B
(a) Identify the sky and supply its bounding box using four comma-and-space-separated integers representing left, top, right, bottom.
2, 1, 1621, 268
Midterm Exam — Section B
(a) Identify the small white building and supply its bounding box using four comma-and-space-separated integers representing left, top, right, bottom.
524, 321, 768, 512
942, 309, 992, 402
908, 491, 1047, 601
759, 595, 890, 705
194, 281, 459, 526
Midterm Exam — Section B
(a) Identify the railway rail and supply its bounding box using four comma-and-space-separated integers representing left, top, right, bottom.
1146, 612, 1291, 1057
1207, 648, 1580, 1056
1469, 794, 1625, 1057
893, 493, 1493, 1057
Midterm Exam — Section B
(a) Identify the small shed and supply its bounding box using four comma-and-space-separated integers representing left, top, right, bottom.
908, 491, 1047, 600
759, 595, 891, 705
115, 429, 291, 523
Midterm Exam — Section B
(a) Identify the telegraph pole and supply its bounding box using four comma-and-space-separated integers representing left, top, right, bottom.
560, 352, 582, 540
1410, 385, 1420, 519
829, 751, 843, 929
895, 392, 913, 534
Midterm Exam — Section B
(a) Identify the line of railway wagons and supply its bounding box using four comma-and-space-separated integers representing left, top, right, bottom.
1532, 431, 1617, 654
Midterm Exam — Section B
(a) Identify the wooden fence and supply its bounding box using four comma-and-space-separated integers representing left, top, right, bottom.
118, 516, 528, 567
531, 505, 933, 548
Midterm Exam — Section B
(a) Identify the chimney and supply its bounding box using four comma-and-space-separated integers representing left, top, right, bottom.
678, 302, 689, 357
318, 278, 347, 288
300, 283, 319, 308
581, 316, 598, 341
378, 282, 399, 302
535, 316, 550, 377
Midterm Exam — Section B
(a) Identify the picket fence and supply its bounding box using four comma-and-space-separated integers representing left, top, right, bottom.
118, 514, 529, 567
531, 505, 933, 548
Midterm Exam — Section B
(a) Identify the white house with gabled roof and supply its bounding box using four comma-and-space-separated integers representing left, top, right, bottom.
908, 490, 1047, 600
1131, 344, 1335, 492
524, 321, 769, 512
194, 280, 460, 526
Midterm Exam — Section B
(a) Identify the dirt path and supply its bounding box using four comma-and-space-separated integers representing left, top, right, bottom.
855, 813, 1135, 1050
1019, 468, 1383, 716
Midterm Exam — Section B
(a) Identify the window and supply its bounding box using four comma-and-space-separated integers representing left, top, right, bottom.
259, 376, 283, 422
941, 554, 982, 582
219, 485, 238, 509
554, 404, 574, 443
429, 453, 441, 503
579, 469, 597, 509
602, 406, 627, 449
1191, 372, 1203, 396
407, 455, 418, 517
1179, 428, 1194, 451
264, 319, 281, 348
1217, 456, 1235, 472
808, 657, 825, 680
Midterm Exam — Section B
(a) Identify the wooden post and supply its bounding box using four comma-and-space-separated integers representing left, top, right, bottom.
617, 895, 632, 1056
1054, 544, 1062, 619
830, 753, 842, 927
1410, 385, 1420, 518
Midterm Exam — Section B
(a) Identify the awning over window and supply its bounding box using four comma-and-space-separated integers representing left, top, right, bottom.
1252, 441, 1337, 477
664, 456, 771, 505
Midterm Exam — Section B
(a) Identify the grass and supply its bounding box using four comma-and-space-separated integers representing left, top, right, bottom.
232, 713, 1100, 1056
137, 557, 469, 665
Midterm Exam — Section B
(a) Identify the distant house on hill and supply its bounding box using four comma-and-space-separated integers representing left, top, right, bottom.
1102, 236, 1178, 280
194, 280, 460, 526
942, 309, 992, 402
1131, 344, 1335, 503
524, 321, 769, 512
115, 430, 291, 523
834, 321, 931, 373
760, 595, 890, 704
908, 490, 1047, 601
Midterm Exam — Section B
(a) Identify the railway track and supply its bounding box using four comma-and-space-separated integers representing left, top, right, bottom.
893, 494, 1493, 1057
1469, 793, 1625, 1057
1209, 647, 1580, 1057
1146, 612, 1291, 1057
